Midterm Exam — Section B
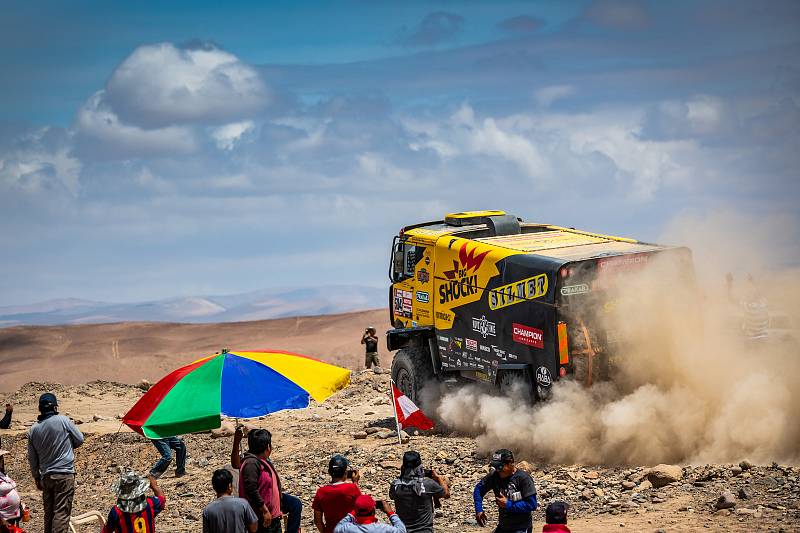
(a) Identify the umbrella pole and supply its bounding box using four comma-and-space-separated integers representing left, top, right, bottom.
390, 379, 402, 445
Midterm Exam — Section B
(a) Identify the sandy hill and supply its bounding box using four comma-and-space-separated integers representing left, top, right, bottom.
0, 308, 388, 392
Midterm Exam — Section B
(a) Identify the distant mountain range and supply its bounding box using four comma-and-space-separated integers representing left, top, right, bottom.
0, 285, 387, 327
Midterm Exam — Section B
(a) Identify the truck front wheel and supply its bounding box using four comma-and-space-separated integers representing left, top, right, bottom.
391, 346, 433, 404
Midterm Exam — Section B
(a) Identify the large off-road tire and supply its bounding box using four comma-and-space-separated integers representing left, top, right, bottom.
391, 345, 434, 404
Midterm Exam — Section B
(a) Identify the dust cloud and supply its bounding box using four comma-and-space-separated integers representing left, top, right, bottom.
435, 210, 800, 465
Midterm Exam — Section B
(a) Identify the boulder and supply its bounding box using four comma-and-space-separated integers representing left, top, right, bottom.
715, 491, 736, 510
211, 420, 236, 438
646, 464, 683, 488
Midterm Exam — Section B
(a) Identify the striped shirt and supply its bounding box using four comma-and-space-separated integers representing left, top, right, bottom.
102, 495, 165, 533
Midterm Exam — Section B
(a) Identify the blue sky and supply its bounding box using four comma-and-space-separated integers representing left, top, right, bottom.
1, 0, 798, 305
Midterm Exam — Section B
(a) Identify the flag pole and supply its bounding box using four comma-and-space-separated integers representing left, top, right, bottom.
390, 379, 403, 445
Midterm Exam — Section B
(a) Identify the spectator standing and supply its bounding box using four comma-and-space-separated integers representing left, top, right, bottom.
389, 451, 449, 533
239, 429, 302, 533
0, 405, 12, 474
360, 328, 380, 370
542, 501, 570, 533
473, 449, 538, 533
101, 472, 165, 533
333, 494, 406, 533
27, 393, 83, 533
313, 454, 361, 533
0, 464, 22, 526
149, 436, 187, 479
203, 469, 258, 533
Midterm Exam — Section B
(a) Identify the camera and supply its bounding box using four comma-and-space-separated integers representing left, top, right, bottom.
424, 469, 434, 478
346, 469, 355, 479
375, 500, 386, 512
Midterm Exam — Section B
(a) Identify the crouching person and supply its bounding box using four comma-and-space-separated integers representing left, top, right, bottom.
334, 495, 406, 533
102, 472, 165, 533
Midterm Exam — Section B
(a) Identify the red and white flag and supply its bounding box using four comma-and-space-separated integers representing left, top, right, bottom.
391, 382, 434, 430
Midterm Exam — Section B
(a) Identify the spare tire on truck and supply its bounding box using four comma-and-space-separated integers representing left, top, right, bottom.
391, 345, 433, 404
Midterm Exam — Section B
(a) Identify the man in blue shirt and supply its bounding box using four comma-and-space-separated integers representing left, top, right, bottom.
473, 449, 537, 533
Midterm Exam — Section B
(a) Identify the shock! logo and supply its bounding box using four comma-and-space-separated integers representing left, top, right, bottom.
439, 243, 490, 304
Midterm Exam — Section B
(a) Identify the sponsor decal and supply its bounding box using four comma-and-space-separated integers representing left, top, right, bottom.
411, 321, 417, 327
466, 338, 478, 351
489, 273, 548, 310
560, 283, 589, 296
417, 268, 430, 284
416, 307, 431, 319
448, 338, 463, 351
472, 315, 497, 339
536, 366, 552, 387
435, 310, 453, 321
491, 345, 506, 358
507, 353, 518, 360
416, 291, 429, 303
597, 254, 649, 271
479, 345, 491, 353
475, 371, 491, 382
512, 323, 544, 348
439, 243, 490, 304
425, 255, 431, 265
394, 288, 413, 318
438, 335, 449, 343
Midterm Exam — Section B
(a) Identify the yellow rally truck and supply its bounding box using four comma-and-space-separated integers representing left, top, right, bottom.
387, 210, 693, 402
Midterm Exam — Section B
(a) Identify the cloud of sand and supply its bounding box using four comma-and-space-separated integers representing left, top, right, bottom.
436, 209, 800, 465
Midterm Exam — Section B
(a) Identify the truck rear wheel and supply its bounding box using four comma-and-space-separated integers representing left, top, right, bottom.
391, 345, 433, 404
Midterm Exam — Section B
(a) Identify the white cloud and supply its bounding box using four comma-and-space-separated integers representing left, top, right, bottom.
534, 84, 577, 108
105, 42, 270, 128
75, 92, 197, 157
211, 120, 255, 151
0, 127, 81, 195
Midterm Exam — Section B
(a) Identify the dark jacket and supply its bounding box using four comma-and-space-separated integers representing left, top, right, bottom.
0, 410, 10, 429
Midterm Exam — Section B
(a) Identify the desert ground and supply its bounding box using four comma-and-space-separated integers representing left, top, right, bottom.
1, 311, 798, 532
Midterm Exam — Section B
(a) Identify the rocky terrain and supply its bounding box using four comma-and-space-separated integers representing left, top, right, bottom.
1, 373, 799, 532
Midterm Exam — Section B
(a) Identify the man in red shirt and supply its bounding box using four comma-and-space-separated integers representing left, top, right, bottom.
102, 472, 165, 533
542, 501, 570, 533
312, 455, 361, 533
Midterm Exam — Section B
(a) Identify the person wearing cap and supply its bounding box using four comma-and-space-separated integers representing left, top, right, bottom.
542, 501, 570, 533
0, 459, 22, 527
203, 469, 258, 533
101, 472, 165, 533
360, 328, 380, 370
389, 451, 449, 533
27, 392, 84, 533
313, 454, 362, 533
473, 449, 538, 533
333, 494, 406, 533
149, 436, 187, 479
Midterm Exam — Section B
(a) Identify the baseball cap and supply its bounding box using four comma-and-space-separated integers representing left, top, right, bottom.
546, 501, 569, 524
353, 494, 379, 525
328, 454, 349, 477
401, 450, 422, 471
490, 448, 514, 469
38, 393, 58, 411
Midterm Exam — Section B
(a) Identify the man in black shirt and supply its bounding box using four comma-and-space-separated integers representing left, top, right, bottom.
360, 327, 380, 369
389, 450, 450, 533
473, 449, 538, 533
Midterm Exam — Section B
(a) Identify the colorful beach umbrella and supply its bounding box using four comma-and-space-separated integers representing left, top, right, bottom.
123, 350, 351, 439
